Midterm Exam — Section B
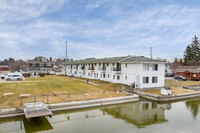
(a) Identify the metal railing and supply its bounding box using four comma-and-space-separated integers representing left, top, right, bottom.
0, 90, 125, 109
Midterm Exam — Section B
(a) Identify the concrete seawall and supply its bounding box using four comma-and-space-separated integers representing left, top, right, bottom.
0, 95, 139, 118
135, 90, 200, 102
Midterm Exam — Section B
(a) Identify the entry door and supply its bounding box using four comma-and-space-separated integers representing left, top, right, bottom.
135, 75, 140, 88
34, 72, 37, 77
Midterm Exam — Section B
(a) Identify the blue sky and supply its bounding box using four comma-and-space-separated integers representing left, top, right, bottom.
0, 0, 200, 61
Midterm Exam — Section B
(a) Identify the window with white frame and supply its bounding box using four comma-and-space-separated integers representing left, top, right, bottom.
108, 74, 109, 78
125, 75, 127, 80
152, 64, 158, 71
152, 77, 158, 83
125, 64, 127, 68
113, 75, 115, 79
117, 75, 120, 80
143, 77, 149, 83
143, 64, 149, 71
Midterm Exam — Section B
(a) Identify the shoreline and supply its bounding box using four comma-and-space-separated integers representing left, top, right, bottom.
0, 95, 139, 119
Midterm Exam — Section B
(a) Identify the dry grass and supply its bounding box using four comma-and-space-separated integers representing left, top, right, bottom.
0, 75, 127, 109
144, 87, 196, 96
144, 79, 200, 96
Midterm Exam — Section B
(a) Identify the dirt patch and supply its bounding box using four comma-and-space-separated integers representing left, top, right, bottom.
144, 87, 196, 96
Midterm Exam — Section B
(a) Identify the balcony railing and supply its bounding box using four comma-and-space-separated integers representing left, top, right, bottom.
98, 67, 106, 71
111, 67, 121, 71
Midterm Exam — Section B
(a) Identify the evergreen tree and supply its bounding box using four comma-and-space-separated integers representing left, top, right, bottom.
184, 35, 200, 65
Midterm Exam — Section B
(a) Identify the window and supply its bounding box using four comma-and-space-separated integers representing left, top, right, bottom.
152, 77, 158, 83
108, 74, 110, 78
125, 64, 127, 68
107, 63, 109, 66
113, 75, 115, 79
95, 63, 96, 66
99, 63, 101, 66
143, 64, 149, 71
142, 103, 149, 111
113, 63, 115, 66
103, 74, 106, 78
143, 77, 149, 83
125, 75, 127, 80
152, 64, 158, 71
101, 74, 102, 78
117, 75, 120, 80
88, 73, 90, 76
97, 73, 98, 76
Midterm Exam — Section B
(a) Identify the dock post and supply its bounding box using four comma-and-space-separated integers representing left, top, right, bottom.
34, 96, 36, 102
68, 93, 70, 102
21, 97, 23, 106
47, 94, 49, 104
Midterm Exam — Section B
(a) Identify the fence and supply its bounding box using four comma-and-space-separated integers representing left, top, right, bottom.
0, 89, 128, 109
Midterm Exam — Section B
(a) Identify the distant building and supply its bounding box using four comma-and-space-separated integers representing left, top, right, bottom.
62, 55, 165, 88
175, 66, 200, 80
0, 65, 9, 74
26, 56, 55, 77
0, 65, 9, 71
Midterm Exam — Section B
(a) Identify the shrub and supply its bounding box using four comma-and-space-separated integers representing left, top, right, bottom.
131, 82, 135, 88
38, 72, 45, 77
23, 73, 31, 77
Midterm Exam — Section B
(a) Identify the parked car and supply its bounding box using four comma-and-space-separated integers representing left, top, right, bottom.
1, 73, 8, 79
174, 75, 187, 81
5, 74, 23, 81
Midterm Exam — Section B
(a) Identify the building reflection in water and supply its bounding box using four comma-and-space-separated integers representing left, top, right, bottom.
102, 101, 171, 128
185, 98, 200, 119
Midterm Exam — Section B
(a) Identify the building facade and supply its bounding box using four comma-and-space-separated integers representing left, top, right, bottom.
26, 56, 55, 77
176, 66, 200, 80
62, 56, 165, 88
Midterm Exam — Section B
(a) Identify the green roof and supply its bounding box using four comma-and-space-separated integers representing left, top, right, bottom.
62, 56, 165, 65
63, 56, 129, 64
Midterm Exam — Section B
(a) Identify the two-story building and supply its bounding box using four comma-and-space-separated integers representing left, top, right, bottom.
62, 56, 165, 88
26, 56, 55, 77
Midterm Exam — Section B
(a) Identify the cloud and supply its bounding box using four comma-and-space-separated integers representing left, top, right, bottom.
0, 0, 200, 61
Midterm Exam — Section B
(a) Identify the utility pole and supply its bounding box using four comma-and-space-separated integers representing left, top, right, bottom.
65, 41, 67, 77
150, 47, 152, 59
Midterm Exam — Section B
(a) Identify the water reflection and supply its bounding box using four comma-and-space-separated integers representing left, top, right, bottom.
102, 101, 171, 128
23, 117, 53, 133
185, 98, 200, 119
0, 116, 53, 133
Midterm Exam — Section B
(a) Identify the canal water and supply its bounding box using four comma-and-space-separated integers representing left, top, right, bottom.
1, 98, 200, 133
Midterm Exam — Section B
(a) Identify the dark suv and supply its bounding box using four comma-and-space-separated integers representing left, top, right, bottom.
174, 75, 187, 81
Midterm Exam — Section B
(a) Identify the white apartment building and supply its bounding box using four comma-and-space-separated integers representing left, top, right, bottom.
61, 56, 165, 88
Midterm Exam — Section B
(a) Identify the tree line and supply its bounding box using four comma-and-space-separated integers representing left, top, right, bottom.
0, 58, 27, 71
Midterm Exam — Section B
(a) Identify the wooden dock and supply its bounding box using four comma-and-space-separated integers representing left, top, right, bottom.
23, 102, 53, 121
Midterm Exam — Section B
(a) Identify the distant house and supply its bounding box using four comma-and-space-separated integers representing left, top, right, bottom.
62, 55, 166, 88
0, 65, 9, 71
175, 66, 200, 80
26, 56, 55, 77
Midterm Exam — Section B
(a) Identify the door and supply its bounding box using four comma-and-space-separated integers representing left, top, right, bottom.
34, 72, 37, 77
135, 75, 140, 88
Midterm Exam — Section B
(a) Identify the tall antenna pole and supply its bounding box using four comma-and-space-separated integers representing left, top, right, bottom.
65, 41, 67, 60
150, 47, 152, 59
65, 41, 67, 77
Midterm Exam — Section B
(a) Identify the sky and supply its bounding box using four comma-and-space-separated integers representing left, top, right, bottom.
0, 0, 200, 61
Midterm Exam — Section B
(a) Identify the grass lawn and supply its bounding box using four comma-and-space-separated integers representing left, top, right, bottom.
144, 79, 200, 96
0, 75, 127, 109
